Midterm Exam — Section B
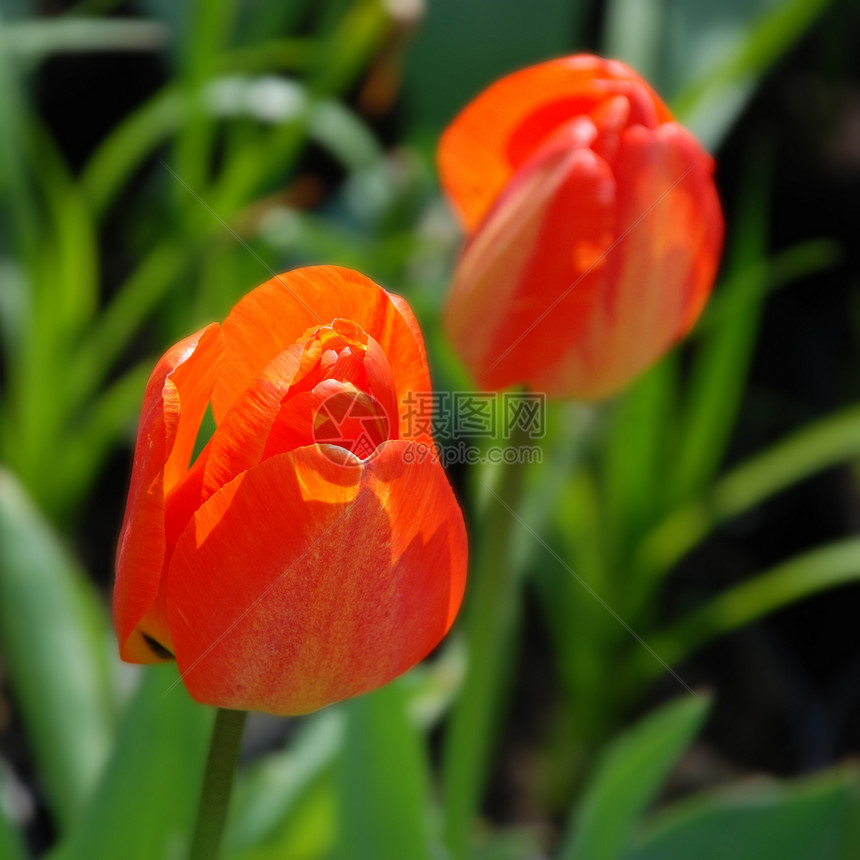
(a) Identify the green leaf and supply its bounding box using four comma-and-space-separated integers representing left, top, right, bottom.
52, 361, 152, 521
442, 453, 527, 860
225, 655, 462, 860
83, 75, 379, 221
0, 7, 39, 257
403, 0, 589, 134
53, 665, 213, 860
25, 119, 99, 342
534, 468, 611, 742
0, 18, 168, 61
238, 0, 317, 45
0, 259, 27, 367
66, 240, 187, 410
231, 777, 337, 860
668, 148, 770, 509
307, 0, 389, 99
627, 766, 860, 860
0, 763, 27, 860
638, 403, 860, 581
472, 828, 543, 860
214, 1, 388, 216
644, 538, 860, 677
0, 469, 114, 832
673, 0, 833, 151
604, 356, 678, 560
80, 87, 182, 218
602, 0, 663, 85
9, 120, 102, 518
172, 0, 239, 196
225, 708, 344, 856
557, 695, 711, 860
308, 100, 382, 172
334, 681, 435, 860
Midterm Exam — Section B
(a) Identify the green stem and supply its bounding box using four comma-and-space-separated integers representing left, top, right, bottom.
189, 708, 247, 860
442, 426, 529, 860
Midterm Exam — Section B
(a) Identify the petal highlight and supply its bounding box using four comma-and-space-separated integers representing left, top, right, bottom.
439, 55, 671, 232
114, 323, 222, 662
445, 130, 616, 392
212, 266, 431, 426
166, 442, 467, 714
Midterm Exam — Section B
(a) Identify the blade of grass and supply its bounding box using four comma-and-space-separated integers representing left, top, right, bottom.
240, 0, 318, 44
442, 446, 526, 860
220, 38, 316, 76
227, 656, 461, 860
0, 765, 27, 860
533, 468, 616, 751
0, 469, 115, 832
16, 122, 101, 512
81, 43, 321, 220
52, 361, 152, 522
441, 411, 591, 858
225, 709, 344, 855
307, 0, 389, 98
0, 8, 38, 257
0, 17, 168, 60
673, 0, 833, 151
557, 694, 710, 860
334, 681, 434, 860
603, 356, 679, 562
80, 86, 182, 218
51, 666, 213, 860
232, 777, 337, 860
172, 0, 238, 202
667, 147, 771, 509
309, 99, 382, 171
0, 19, 42, 483
602, 0, 664, 87
640, 538, 860, 680
26, 119, 98, 343
66, 240, 187, 409
637, 403, 860, 582
212, 0, 389, 214
66, 0, 130, 16
3, 119, 94, 507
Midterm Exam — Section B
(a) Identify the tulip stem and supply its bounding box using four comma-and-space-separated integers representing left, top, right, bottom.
441, 424, 530, 860
189, 707, 247, 860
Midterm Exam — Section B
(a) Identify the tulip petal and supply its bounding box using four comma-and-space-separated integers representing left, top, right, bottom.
163, 343, 305, 548
166, 441, 467, 714
533, 122, 723, 398
212, 266, 431, 428
445, 128, 616, 392
352, 333, 400, 441
114, 323, 222, 662
439, 55, 671, 232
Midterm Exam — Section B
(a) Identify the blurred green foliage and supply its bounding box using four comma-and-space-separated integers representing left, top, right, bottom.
1, 0, 859, 858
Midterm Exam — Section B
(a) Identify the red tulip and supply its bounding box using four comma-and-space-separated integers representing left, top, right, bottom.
439, 54, 723, 398
114, 266, 467, 715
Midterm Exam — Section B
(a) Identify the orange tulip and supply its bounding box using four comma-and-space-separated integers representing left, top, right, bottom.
439, 54, 723, 398
114, 266, 467, 715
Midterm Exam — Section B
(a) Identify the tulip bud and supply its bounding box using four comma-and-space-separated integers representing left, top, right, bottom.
439, 54, 723, 398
